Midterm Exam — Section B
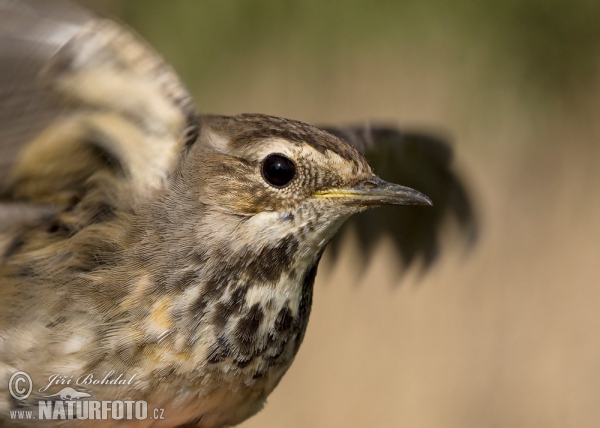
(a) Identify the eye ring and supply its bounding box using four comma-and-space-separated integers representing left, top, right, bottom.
261, 154, 296, 188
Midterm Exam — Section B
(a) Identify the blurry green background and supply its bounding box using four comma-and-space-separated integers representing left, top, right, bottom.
80, 1, 600, 427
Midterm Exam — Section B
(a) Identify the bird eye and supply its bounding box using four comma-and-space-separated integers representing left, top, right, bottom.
261, 154, 296, 188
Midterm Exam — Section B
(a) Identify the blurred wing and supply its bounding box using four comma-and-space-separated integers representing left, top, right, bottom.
0, 0, 90, 182
0, 0, 197, 208
321, 124, 478, 271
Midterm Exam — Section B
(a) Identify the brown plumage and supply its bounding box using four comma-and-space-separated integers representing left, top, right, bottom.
0, 1, 475, 427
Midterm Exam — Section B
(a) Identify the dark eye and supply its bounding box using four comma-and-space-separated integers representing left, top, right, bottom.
261, 154, 296, 187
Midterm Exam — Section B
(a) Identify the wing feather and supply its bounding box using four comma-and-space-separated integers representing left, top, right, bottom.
0, 0, 198, 207
321, 124, 478, 272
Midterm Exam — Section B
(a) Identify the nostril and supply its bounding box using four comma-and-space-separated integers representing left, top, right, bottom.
361, 180, 378, 189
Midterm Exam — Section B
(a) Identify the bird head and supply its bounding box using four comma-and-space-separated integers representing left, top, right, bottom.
172, 114, 431, 263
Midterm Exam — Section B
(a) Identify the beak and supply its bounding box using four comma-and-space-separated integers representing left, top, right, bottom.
313, 176, 432, 207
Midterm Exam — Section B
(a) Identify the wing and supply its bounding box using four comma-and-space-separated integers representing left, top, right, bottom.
321, 124, 478, 272
0, 0, 197, 213
0, 0, 91, 181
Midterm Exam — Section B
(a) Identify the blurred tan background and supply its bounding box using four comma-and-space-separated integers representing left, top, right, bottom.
81, 1, 600, 426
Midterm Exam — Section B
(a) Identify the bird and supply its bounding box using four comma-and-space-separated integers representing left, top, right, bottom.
0, 0, 476, 426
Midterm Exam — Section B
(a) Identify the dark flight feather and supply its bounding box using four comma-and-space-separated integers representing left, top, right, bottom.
322, 125, 478, 271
